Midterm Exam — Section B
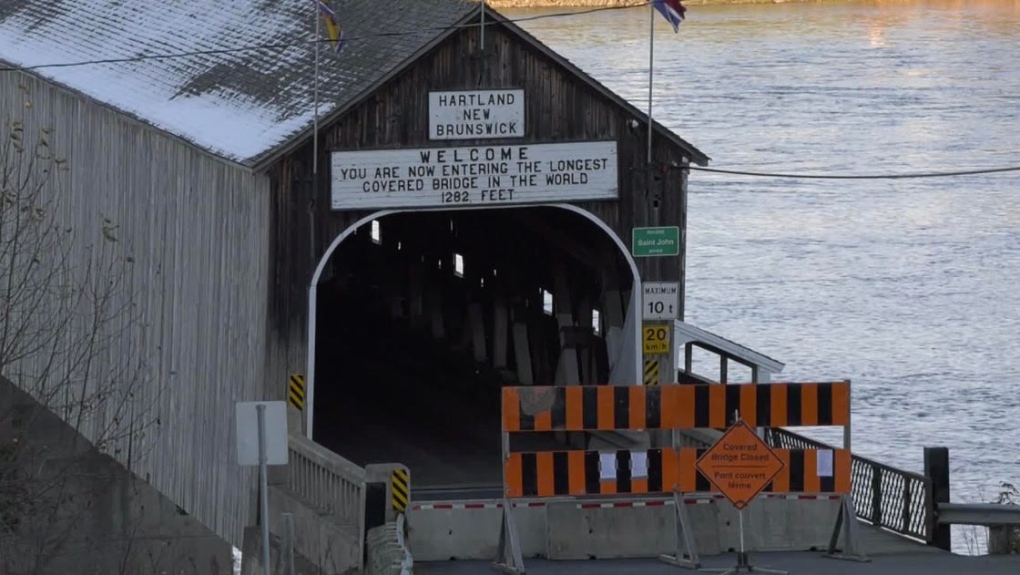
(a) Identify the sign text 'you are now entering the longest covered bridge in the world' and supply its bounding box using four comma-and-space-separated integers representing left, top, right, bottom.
330, 88, 620, 211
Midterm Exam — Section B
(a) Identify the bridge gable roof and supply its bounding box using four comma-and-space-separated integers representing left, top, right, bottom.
0, 0, 478, 165
0, 0, 708, 167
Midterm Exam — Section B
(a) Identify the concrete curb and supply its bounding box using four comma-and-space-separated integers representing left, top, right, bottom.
366, 514, 414, 575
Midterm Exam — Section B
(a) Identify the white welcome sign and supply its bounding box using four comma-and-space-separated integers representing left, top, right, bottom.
330, 141, 618, 210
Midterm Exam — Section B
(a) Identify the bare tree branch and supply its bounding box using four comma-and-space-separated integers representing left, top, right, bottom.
0, 84, 164, 575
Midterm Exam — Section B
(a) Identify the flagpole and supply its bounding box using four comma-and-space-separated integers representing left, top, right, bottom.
647, 1, 655, 166
480, 0, 486, 51
313, 3, 321, 175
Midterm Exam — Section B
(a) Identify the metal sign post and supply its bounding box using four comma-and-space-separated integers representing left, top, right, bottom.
257, 404, 270, 575
236, 401, 289, 575
696, 411, 788, 575
283, 512, 296, 575
719, 505, 790, 575
719, 507, 788, 575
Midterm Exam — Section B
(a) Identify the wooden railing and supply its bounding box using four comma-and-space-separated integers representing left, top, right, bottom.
765, 427, 933, 543
287, 431, 367, 530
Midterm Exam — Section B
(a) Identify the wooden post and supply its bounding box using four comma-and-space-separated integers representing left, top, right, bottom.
511, 321, 533, 385
468, 303, 487, 363
408, 260, 425, 321
428, 286, 445, 340
552, 265, 578, 445
924, 446, 951, 551
576, 295, 594, 382
600, 270, 626, 371
493, 293, 509, 370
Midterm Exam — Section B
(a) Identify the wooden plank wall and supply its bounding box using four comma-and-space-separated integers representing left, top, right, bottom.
268, 21, 692, 351
0, 71, 271, 548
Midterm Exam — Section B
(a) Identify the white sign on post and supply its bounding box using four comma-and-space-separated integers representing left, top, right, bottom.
642, 282, 680, 321
429, 89, 525, 140
330, 141, 618, 210
235, 401, 289, 466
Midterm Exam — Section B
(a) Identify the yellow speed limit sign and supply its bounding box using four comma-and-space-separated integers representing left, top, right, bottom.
643, 325, 670, 354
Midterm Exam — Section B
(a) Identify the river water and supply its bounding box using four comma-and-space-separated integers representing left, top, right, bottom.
506, 0, 1020, 553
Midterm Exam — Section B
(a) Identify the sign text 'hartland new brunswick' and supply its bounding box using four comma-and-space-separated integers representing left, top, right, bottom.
429, 89, 525, 140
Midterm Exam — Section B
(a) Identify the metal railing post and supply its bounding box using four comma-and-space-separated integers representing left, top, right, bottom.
870, 467, 883, 525
902, 480, 912, 534
924, 446, 951, 549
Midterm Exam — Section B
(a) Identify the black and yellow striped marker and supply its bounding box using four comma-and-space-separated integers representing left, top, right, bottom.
288, 374, 305, 410
391, 468, 409, 513
643, 359, 660, 386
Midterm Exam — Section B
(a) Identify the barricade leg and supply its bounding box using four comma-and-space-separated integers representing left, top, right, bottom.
493, 500, 526, 575
824, 494, 870, 562
659, 491, 704, 569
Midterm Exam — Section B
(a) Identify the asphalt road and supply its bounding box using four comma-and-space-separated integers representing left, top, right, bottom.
416, 552, 1020, 575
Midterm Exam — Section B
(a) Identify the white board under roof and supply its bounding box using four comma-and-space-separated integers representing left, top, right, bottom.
429, 89, 525, 140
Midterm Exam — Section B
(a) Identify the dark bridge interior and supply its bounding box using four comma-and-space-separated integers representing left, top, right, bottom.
312, 207, 633, 494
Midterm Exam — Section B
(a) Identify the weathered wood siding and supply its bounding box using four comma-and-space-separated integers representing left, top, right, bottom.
0, 71, 271, 548
267, 20, 691, 348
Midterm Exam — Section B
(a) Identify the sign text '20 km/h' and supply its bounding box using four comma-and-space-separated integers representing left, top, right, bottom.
331, 141, 618, 211
642, 325, 670, 355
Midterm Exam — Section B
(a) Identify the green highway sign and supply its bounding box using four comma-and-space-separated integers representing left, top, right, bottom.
632, 226, 680, 257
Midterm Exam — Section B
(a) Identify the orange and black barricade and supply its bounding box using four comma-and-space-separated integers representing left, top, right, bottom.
502, 381, 850, 432
497, 380, 859, 573
503, 446, 852, 498
504, 448, 681, 498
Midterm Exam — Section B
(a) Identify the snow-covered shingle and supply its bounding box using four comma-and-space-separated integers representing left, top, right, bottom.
0, 0, 477, 165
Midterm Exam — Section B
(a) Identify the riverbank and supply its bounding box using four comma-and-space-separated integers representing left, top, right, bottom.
482, 0, 851, 7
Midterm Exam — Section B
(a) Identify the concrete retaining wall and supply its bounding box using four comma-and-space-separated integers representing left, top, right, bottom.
0, 378, 233, 575
407, 496, 840, 562
240, 526, 336, 575
262, 485, 363, 573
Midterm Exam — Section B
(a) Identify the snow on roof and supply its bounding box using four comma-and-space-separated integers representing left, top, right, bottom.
0, 0, 477, 165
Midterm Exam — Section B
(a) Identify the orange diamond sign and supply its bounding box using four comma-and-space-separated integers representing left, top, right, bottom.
695, 420, 785, 510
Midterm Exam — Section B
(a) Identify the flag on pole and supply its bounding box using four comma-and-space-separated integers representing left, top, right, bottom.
313, 0, 345, 53
652, 0, 686, 33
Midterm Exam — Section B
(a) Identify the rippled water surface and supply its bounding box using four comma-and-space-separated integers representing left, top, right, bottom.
507, 0, 1020, 551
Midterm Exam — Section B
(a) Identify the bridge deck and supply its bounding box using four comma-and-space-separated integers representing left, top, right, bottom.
418, 550, 1017, 575
416, 523, 1018, 574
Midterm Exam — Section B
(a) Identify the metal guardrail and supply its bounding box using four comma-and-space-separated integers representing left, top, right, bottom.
936, 502, 1020, 526
287, 431, 368, 529
765, 427, 933, 543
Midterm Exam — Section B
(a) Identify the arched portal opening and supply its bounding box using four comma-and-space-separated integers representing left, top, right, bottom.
308, 205, 640, 493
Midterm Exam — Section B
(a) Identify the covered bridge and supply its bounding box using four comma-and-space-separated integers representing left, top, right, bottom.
0, 0, 731, 572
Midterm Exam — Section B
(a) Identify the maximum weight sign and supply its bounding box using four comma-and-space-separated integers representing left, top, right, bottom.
642, 282, 679, 321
